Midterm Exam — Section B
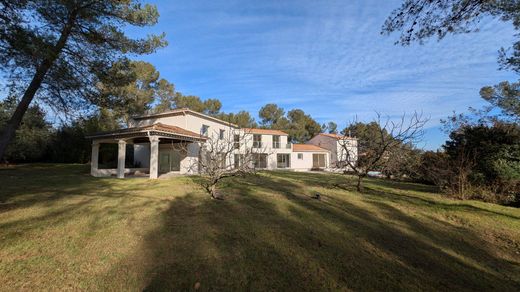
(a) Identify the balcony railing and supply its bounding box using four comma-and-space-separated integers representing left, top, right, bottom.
272, 142, 281, 148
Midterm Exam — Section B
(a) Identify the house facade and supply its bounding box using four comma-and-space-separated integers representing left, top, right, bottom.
87, 108, 357, 179
307, 133, 358, 168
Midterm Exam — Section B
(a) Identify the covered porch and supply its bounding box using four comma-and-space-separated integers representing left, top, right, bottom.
86, 123, 206, 179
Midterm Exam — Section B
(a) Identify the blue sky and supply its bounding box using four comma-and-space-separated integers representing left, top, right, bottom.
128, 0, 518, 149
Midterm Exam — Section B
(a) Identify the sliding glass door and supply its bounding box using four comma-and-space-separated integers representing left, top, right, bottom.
277, 154, 290, 168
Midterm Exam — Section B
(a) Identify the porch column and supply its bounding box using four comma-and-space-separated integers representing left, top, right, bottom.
117, 139, 126, 179
90, 141, 100, 177
149, 136, 160, 179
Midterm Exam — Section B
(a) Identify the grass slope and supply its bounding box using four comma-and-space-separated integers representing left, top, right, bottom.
0, 164, 519, 291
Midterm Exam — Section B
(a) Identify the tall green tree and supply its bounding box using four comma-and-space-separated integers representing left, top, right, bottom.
322, 121, 338, 134
258, 103, 285, 127
172, 94, 222, 116
0, 96, 52, 162
101, 61, 158, 125
443, 122, 520, 201
286, 109, 322, 143
204, 99, 222, 116
0, 0, 166, 160
100, 61, 175, 125
48, 110, 121, 163
258, 104, 322, 142
153, 79, 176, 113
217, 111, 257, 128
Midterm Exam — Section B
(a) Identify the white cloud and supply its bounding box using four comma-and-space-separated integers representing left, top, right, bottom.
140, 0, 518, 149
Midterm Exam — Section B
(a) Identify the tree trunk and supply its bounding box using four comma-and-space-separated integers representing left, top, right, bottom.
0, 12, 77, 161
356, 175, 364, 192
0, 64, 51, 161
209, 184, 218, 199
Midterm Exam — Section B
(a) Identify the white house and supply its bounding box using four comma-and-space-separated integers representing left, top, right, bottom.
307, 133, 358, 168
86, 108, 357, 179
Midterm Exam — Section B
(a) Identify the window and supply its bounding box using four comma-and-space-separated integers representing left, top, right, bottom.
234, 134, 240, 149
219, 153, 227, 168
234, 154, 240, 169
253, 153, 267, 169
201, 124, 209, 136
312, 154, 326, 168
297, 153, 303, 159
219, 129, 225, 140
277, 154, 290, 168
253, 134, 262, 148
272, 135, 280, 148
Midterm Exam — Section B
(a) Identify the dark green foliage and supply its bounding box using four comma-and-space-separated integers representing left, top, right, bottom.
414, 122, 520, 204
99, 61, 175, 125
480, 81, 520, 120
47, 111, 121, 164
444, 122, 520, 202
286, 109, 322, 143
153, 79, 176, 113
258, 104, 322, 143
414, 151, 452, 186
343, 121, 404, 174
216, 111, 257, 128
322, 121, 338, 134
259, 103, 285, 127
0, 1, 166, 110
170, 94, 222, 115
0, 96, 51, 162
0, 0, 166, 159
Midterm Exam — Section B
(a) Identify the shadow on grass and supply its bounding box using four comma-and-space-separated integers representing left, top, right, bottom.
0, 164, 171, 246
2, 166, 518, 290
363, 183, 520, 221
267, 171, 520, 220
137, 173, 520, 291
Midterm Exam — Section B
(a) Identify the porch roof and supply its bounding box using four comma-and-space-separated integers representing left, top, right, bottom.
292, 144, 329, 152
86, 123, 207, 142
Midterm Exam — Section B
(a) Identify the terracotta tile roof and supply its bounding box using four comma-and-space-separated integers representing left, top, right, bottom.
292, 144, 329, 152
146, 123, 205, 139
242, 128, 288, 135
318, 133, 357, 140
87, 123, 205, 140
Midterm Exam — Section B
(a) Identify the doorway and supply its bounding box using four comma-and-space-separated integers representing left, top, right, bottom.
277, 154, 290, 168
159, 149, 182, 174
312, 154, 326, 168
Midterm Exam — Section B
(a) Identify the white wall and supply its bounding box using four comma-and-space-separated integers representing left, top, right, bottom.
239, 132, 291, 170
180, 142, 201, 174
308, 135, 358, 167
130, 112, 359, 174
131, 115, 186, 128
290, 151, 330, 171
307, 135, 338, 163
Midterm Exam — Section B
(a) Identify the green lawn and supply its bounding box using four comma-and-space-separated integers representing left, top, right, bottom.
0, 164, 519, 291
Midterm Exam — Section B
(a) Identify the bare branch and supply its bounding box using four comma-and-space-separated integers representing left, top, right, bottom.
335, 111, 429, 191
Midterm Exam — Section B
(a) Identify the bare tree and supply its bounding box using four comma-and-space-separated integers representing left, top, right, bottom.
182, 127, 267, 199
337, 112, 429, 192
